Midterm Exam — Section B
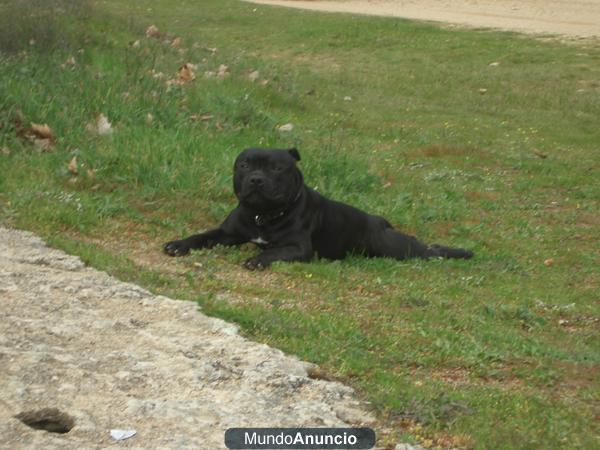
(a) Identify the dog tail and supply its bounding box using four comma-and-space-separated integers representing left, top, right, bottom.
426, 244, 473, 259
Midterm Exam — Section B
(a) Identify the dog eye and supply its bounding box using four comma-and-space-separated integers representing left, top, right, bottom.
273, 166, 283, 172
239, 161, 249, 169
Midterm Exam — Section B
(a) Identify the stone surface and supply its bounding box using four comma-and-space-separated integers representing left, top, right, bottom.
395, 444, 426, 450
0, 226, 376, 449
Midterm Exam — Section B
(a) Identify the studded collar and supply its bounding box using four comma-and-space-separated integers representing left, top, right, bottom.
253, 188, 302, 227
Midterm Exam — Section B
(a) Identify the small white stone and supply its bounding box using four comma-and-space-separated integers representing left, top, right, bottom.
277, 123, 294, 132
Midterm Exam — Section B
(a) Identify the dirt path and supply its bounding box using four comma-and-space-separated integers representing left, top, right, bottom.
246, 0, 600, 38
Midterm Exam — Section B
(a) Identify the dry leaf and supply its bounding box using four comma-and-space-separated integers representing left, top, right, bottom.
178, 63, 196, 82
190, 114, 214, 121
130, 40, 141, 49
60, 56, 76, 69
84, 113, 112, 136
170, 37, 182, 48
97, 114, 113, 135
22, 123, 56, 152
29, 123, 54, 140
533, 149, 548, 159
145, 113, 154, 124
479, 88, 488, 95
1, 146, 11, 156
248, 70, 260, 82
544, 258, 554, 267
146, 25, 160, 39
217, 64, 229, 78
33, 139, 53, 152
167, 63, 196, 86
68, 156, 78, 175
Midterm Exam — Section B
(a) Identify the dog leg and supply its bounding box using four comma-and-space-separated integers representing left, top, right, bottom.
368, 227, 473, 260
370, 228, 430, 259
163, 228, 247, 256
425, 244, 474, 259
244, 241, 313, 270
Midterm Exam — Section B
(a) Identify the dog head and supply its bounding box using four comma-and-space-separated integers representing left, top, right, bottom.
233, 147, 303, 213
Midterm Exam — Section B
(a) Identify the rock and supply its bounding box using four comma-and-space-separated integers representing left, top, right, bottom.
395, 444, 426, 450
277, 123, 294, 132
0, 226, 376, 448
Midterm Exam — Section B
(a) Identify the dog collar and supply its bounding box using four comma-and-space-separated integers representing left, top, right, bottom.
254, 211, 284, 227
253, 188, 302, 227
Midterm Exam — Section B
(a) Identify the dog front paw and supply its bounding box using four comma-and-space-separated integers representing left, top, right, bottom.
243, 256, 267, 271
163, 240, 190, 257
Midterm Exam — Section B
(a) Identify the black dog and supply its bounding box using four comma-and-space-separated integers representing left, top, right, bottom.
164, 148, 473, 270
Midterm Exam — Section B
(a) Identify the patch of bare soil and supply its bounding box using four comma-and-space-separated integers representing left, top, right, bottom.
246, 0, 600, 38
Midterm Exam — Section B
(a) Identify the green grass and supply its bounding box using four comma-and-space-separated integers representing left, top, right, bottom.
1, 0, 599, 448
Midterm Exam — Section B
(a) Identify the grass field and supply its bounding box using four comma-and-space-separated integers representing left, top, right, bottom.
1, 0, 599, 448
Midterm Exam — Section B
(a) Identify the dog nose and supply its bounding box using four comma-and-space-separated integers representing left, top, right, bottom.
249, 174, 265, 186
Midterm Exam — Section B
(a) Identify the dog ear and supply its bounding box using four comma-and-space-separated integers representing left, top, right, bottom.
287, 148, 301, 162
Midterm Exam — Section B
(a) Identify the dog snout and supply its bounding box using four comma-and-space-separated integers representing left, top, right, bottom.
249, 173, 265, 187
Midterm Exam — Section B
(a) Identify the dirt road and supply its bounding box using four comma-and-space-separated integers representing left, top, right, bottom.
246, 0, 600, 38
